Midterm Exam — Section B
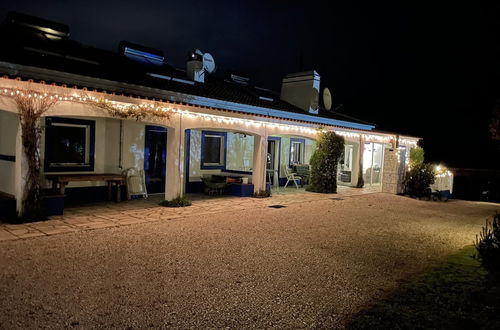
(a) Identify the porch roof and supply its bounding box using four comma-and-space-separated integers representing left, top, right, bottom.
0, 15, 376, 131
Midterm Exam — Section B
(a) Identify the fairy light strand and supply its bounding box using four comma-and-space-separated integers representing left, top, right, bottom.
0, 86, 419, 145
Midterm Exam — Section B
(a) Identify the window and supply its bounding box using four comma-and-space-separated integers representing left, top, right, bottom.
44, 117, 95, 172
341, 145, 354, 171
289, 138, 305, 166
201, 131, 226, 169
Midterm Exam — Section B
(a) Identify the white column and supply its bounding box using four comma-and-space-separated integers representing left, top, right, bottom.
165, 126, 185, 200
14, 122, 28, 214
356, 136, 365, 188
252, 134, 267, 192
381, 148, 398, 194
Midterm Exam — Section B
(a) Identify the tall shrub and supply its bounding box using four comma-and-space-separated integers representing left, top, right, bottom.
474, 213, 500, 271
404, 163, 435, 197
307, 131, 344, 193
409, 146, 424, 168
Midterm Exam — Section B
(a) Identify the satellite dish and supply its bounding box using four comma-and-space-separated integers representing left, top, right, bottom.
323, 87, 332, 111
202, 53, 216, 73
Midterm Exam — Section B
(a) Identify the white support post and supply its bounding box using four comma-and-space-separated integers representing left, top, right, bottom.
356, 136, 365, 188
381, 148, 399, 194
252, 134, 267, 193
14, 122, 27, 215
165, 126, 185, 201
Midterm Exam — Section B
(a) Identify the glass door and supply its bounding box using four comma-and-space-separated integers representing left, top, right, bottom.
267, 137, 280, 187
144, 125, 167, 193
372, 143, 384, 184
363, 142, 384, 185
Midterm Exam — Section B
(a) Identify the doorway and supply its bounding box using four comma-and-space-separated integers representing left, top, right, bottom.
363, 142, 384, 185
267, 137, 281, 187
144, 125, 167, 193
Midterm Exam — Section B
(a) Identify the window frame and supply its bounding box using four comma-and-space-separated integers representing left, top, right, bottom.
289, 138, 305, 167
200, 130, 227, 170
44, 117, 95, 172
342, 144, 354, 171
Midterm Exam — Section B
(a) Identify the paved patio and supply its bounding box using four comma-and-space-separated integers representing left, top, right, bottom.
0, 186, 380, 241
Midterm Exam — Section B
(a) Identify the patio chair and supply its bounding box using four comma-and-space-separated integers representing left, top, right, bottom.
294, 164, 310, 186
122, 168, 148, 200
201, 176, 226, 196
283, 165, 301, 189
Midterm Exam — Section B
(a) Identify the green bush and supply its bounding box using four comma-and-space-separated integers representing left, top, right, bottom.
409, 146, 424, 167
474, 213, 500, 271
307, 131, 344, 193
404, 163, 435, 197
253, 189, 271, 198
159, 195, 192, 207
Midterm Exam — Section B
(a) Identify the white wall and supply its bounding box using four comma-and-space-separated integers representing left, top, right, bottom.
226, 132, 254, 172
337, 139, 360, 187
188, 130, 219, 181
119, 120, 147, 171
270, 135, 316, 179
39, 116, 150, 188
187, 129, 254, 182
304, 139, 315, 164
0, 110, 18, 195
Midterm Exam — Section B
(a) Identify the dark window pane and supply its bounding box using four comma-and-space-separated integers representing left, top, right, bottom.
291, 142, 302, 164
204, 136, 221, 164
52, 126, 86, 163
148, 131, 166, 180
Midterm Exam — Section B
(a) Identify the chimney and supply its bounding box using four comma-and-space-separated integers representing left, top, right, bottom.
187, 49, 204, 83
280, 70, 320, 114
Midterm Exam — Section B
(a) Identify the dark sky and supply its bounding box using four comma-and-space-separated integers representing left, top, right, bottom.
1, 0, 499, 168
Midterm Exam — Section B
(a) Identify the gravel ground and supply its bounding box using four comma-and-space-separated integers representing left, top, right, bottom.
0, 194, 498, 329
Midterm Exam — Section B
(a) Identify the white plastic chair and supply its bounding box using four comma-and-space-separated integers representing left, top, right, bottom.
283, 165, 301, 189
122, 168, 148, 199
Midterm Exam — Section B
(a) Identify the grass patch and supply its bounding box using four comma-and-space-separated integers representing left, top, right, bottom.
253, 189, 271, 198
159, 196, 192, 208
348, 245, 500, 330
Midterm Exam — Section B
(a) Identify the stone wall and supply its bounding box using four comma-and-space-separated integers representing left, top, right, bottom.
382, 148, 399, 194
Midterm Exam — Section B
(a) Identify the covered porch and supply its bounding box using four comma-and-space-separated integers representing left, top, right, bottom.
0, 78, 418, 219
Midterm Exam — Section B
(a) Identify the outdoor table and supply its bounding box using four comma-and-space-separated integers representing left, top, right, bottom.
45, 173, 126, 202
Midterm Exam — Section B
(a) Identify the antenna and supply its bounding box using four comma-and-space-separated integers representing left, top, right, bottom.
187, 50, 215, 82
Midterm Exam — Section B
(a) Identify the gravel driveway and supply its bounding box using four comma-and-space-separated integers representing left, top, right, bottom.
0, 194, 498, 329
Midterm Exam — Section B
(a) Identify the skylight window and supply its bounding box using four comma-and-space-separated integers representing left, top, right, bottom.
124, 47, 164, 65
119, 41, 166, 66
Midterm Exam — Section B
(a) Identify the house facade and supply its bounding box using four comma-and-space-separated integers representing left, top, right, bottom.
0, 12, 419, 214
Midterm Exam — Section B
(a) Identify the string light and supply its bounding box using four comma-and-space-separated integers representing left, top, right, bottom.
0, 84, 419, 144
434, 164, 453, 178
399, 138, 418, 147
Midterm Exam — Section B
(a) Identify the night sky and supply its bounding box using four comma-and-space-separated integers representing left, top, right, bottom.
1, 0, 499, 169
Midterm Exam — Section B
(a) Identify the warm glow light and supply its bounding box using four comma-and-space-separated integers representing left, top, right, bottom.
434, 164, 453, 177
1, 83, 416, 144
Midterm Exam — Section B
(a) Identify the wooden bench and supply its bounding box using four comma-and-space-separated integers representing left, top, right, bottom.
45, 173, 126, 202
